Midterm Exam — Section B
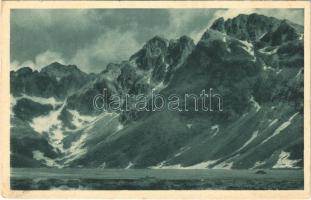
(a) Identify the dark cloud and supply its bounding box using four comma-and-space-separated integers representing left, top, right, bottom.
11, 9, 304, 73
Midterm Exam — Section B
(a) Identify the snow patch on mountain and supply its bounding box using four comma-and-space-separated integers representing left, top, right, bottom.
262, 62, 275, 71
111, 122, 124, 136
222, 36, 227, 43
32, 150, 62, 168
30, 101, 68, 153
252, 161, 266, 169
250, 96, 261, 112
62, 113, 120, 165
125, 162, 134, 169
240, 40, 254, 56
34, 111, 120, 167
235, 130, 259, 152
258, 46, 278, 55
68, 109, 96, 128
262, 112, 299, 144
186, 160, 219, 169
296, 68, 303, 80
62, 134, 88, 165
151, 160, 218, 169
154, 164, 184, 169
30, 101, 66, 134
186, 124, 193, 129
153, 81, 167, 91
11, 94, 62, 117
239, 40, 256, 61
174, 146, 191, 157
20, 94, 62, 108
211, 124, 219, 137
150, 161, 167, 169
273, 151, 301, 168
213, 161, 233, 169
48, 125, 66, 153
268, 119, 279, 127
116, 123, 124, 131
10, 95, 17, 117
258, 32, 267, 40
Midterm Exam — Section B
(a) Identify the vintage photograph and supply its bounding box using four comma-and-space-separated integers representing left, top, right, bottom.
1, 1, 309, 196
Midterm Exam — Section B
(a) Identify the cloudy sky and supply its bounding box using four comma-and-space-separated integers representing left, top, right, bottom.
11, 9, 303, 73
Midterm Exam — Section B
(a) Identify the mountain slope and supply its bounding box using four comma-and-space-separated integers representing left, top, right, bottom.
10, 13, 304, 169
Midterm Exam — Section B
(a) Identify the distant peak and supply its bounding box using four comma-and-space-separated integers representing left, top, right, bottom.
40, 62, 66, 71
42, 62, 78, 71
178, 35, 194, 42
51, 61, 62, 65
150, 35, 167, 41
46, 61, 64, 68
234, 13, 266, 20
237, 13, 248, 17
249, 13, 260, 17
15, 66, 33, 74
39, 61, 85, 79
146, 35, 169, 46
105, 63, 121, 72
279, 20, 295, 28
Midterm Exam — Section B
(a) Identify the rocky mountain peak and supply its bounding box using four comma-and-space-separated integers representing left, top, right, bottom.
175, 35, 194, 44
200, 28, 226, 42
210, 13, 282, 42
169, 36, 195, 53
40, 62, 85, 79
41, 62, 78, 72
14, 66, 34, 75
100, 63, 122, 82
129, 36, 168, 70
210, 17, 225, 33
260, 20, 302, 46
147, 35, 169, 46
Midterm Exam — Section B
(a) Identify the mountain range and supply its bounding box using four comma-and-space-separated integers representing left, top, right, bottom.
10, 13, 304, 169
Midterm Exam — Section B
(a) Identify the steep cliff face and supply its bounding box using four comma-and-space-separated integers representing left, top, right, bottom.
10, 13, 304, 169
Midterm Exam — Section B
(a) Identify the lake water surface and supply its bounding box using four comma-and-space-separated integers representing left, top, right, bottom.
11, 168, 304, 190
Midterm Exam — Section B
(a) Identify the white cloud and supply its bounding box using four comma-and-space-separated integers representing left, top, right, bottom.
12, 10, 91, 30
11, 50, 65, 71
166, 10, 212, 43
70, 30, 141, 73
254, 9, 304, 25
167, 10, 194, 35
11, 9, 303, 73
